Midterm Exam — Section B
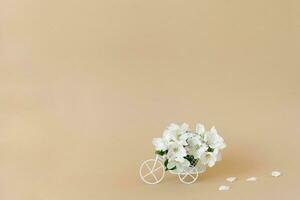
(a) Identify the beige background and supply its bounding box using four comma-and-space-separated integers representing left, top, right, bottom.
1, 0, 300, 199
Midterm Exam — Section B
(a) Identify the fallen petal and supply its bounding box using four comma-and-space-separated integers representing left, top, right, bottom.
226, 177, 237, 182
271, 171, 281, 177
219, 185, 230, 191
246, 177, 257, 181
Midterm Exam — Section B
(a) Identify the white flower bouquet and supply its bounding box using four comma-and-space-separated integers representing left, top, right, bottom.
152, 123, 226, 174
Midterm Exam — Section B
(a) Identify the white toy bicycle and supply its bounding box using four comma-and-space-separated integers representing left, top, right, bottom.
140, 155, 205, 184
139, 123, 226, 185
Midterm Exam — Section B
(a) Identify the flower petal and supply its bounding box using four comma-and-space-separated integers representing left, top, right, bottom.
196, 123, 205, 134
219, 185, 230, 191
271, 171, 281, 177
246, 177, 257, 181
180, 123, 189, 133
226, 177, 237, 182
152, 138, 167, 151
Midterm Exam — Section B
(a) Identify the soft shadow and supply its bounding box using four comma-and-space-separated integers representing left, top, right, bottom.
199, 152, 264, 182
150, 151, 265, 184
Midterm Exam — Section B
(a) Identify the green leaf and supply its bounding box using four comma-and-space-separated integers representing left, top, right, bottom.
163, 159, 176, 171
207, 147, 214, 152
164, 159, 169, 171
184, 155, 198, 167
155, 150, 168, 156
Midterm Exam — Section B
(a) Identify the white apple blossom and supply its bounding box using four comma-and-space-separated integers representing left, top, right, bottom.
187, 135, 208, 159
163, 123, 189, 145
204, 127, 226, 150
200, 149, 220, 167
167, 142, 187, 161
152, 138, 168, 151
167, 158, 190, 173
